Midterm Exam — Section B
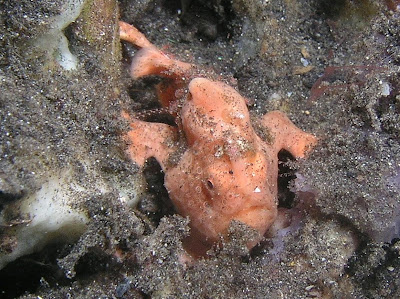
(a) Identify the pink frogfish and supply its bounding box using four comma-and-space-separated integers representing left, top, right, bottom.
119, 21, 317, 257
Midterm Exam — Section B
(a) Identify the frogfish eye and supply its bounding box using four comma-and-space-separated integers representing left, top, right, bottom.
206, 179, 214, 189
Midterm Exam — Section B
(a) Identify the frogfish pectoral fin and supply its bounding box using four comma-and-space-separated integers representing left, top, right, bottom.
122, 111, 178, 170
260, 110, 318, 158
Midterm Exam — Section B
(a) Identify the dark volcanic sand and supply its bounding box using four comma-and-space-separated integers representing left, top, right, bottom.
1, 0, 400, 298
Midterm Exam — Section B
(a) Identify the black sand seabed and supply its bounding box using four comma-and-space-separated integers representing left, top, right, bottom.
1, 0, 400, 298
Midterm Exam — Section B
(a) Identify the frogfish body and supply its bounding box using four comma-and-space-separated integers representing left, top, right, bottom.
120, 21, 317, 256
